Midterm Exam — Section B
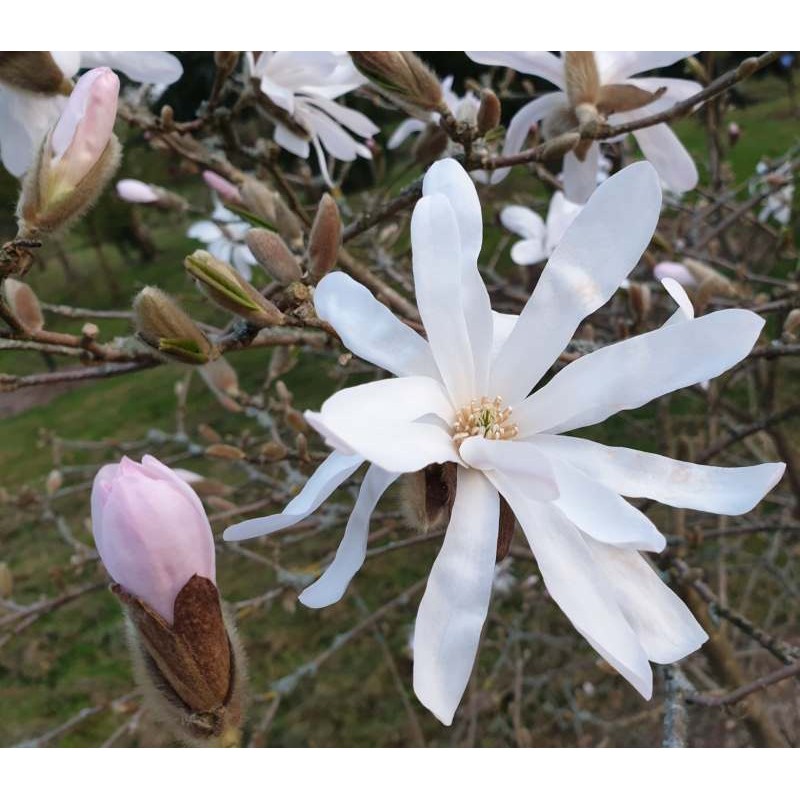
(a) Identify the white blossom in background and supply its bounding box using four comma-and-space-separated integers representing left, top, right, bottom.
500, 191, 583, 265
247, 52, 379, 186
0, 51, 183, 177
752, 160, 795, 226
387, 75, 480, 150
224, 157, 784, 725
187, 199, 257, 281
466, 51, 700, 202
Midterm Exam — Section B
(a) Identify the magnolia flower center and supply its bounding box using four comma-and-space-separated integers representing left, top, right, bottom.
452, 396, 518, 446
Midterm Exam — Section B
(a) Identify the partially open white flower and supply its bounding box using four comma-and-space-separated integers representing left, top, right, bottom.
247, 52, 379, 186
387, 75, 480, 150
225, 157, 784, 725
466, 51, 700, 201
500, 191, 583, 265
0, 51, 182, 177
187, 199, 257, 281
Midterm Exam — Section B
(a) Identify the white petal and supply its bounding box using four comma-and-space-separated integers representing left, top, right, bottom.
490, 311, 517, 361
306, 376, 457, 473
80, 51, 183, 85
515, 308, 764, 436
274, 123, 311, 158
510, 239, 548, 266
490, 473, 652, 698
187, 220, 222, 243
583, 538, 708, 663
314, 272, 439, 379
490, 161, 662, 405
411, 193, 475, 406
544, 191, 583, 253
485, 92, 567, 184
304, 95, 379, 137
547, 457, 665, 552
466, 51, 566, 89
661, 277, 694, 325
423, 159, 493, 394
413, 467, 499, 724
458, 438, 558, 502
529, 434, 785, 515
500, 205, 546, 240
632, 124, 698, 194
562, 141, 600, 203
387, 118, 427, 149
223, 451, 363, 541
305, 107, 361, 161
299, 465, 399, 608
595, 52, 696, 83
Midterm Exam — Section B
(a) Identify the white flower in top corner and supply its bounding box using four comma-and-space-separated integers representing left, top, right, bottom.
466, 51, 700, 202
187, 199, 257, 281
224, 157, 784, 725
247, 51, 379, 186
500, 191, 583, 265
387, 75, 480, 151
0, 51, 182, 177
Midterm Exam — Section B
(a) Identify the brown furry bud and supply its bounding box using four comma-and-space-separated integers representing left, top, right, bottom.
596, 83, 667, 116
564, 52, 600, 108
540, 131, 581, 161
0, 52, 71, 95
2, 278, 44, 332
307, 193, 341, 283
205, 443, 246, 461
402, 463, 458, 533
240, 178, 304, 250
17, 134, 122, 237
476, 89, 501, 135
245, 228, 302, 284
114, 576, 247, 747
214, 51, 240, 77
133, 287, 212, 365
626, 281, 652, 324
350, 51, 442, 113
782, 309, 800, 341
412, 124, 449, 164
198, 358, 242, 413
185, 250, 285, 327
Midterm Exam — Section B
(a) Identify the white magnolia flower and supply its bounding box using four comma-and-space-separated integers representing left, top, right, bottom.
466, 51, 701, 202
247, 51, 379, 186
187, 199, 257, 281
0, 51, 182, 177
500, 191, 583, 265
387, 75, 480, 150
225, 157, 784, 725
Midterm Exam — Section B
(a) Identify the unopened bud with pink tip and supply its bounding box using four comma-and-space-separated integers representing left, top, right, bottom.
203, 170, 243, 205
17, 67, 121, 237
117, 178, 189, 211
91, 455, 247, 746
653, 261, 697, 288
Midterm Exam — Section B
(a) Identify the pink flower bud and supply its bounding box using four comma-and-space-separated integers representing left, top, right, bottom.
116, 178, 160, 204
90, 455, 216, 624
50, 67, 119, 190
653, 261, 697, 288
202, 170, 242, 204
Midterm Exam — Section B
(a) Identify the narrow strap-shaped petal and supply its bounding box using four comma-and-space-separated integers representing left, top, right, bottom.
594, 52, 696, 83
487, 470, 653, 698
305, 376, 457, 473
515, 307, 764, 436
528, 434, 785, 515
500, 205, 546, 240
561, 141, 600, 203
458, 438, 558, 502
510, 239, 548, 266
632, 123, 698, 194
490, 162, 662, 405
387, 118, 426, 149
582, 537, 708, 663
411, 194, 475, 406
423, 159, 493, 394
661, 277, 695, 325
413, 467, 500, 724
223, 451, 363, 541
299, 465, 399, 608
544, 191, 583, 253
274, 122, 311, 158
79, 51, 184, 85
466, 51, 566, 90
314, 272, 439, 379
547, 457, 665, 552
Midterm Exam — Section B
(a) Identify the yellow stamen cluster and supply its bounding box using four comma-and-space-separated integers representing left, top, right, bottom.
452, 396, 518, 446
